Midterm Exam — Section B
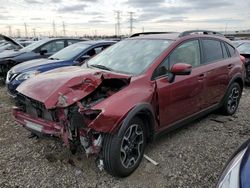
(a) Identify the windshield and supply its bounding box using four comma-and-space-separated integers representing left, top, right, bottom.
237, 42, 250, 54
49, 43, 90, 60
19, 39, 49, 52
86, 39, 172, 75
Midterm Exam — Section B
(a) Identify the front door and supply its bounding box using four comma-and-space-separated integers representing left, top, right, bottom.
154, 39, 206, 130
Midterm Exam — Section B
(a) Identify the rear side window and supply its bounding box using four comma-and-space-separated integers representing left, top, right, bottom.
226, 43, 237, 57
202, 39, 223, 63
221, 42, 229, 58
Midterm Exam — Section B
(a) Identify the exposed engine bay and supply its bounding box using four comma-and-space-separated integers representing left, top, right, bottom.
15, 78, 129, 160
66, 78, 129, 156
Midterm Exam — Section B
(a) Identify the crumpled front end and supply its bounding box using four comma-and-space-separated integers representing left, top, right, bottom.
13, 73, 130, 156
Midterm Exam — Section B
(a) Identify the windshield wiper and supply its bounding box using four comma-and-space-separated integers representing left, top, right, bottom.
90, 64, 113, 71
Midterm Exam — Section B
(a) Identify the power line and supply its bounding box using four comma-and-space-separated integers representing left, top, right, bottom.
114, 10, 121, 36
62, 21, 66, 36
16, 29, 20, 37
128, 12, 135, 35
24, 23, 28, 38
7, 25, 12, 37
32, 28, 36, 37
52, 21, 56, 37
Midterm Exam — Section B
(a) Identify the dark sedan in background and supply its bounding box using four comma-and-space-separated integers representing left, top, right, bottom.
0, 38, 83, 79
6, 40, 115, 96
233, 40, 250, 85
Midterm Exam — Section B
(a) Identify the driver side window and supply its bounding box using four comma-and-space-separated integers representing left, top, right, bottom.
153, 40, 201, 79
169, 40, 201, 68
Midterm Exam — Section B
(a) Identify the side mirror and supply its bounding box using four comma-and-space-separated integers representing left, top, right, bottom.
81, 55, 91, 60
79, 55, 91, 62
73, 55, 91, 66
168, 63, 192, 83
171, 63, 192, 75
39, 49, 48, 55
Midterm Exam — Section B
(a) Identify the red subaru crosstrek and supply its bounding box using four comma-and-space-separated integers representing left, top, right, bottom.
13, 30, 245, 177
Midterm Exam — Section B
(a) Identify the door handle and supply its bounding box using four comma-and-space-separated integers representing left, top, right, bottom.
198, 73, 206, 81
228, 64, 233, 69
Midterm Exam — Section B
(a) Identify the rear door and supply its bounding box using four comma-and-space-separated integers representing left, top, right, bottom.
200, 39, 231, 108
154, 39, 206, 129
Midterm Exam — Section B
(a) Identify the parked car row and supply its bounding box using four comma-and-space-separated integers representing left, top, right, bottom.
5, 40, 115, 96
0, 37, 84, 78
8, 30, 247, 179
232, 40, 250, 85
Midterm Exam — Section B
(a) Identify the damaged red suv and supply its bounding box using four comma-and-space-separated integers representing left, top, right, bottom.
13, 30, 245, 177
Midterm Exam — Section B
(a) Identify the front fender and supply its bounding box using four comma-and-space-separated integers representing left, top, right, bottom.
87, 80, 156, 133
117, 103, 156, 138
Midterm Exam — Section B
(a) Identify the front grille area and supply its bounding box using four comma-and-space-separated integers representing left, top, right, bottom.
16, 94, 58, 122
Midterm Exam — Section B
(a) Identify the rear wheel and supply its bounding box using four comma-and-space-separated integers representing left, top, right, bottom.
245, 64, 250, 86
220, 82, 242, 115
102, 117, 146, 177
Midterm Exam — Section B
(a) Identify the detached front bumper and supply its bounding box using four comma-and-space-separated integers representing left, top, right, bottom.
12, 107, 62, 137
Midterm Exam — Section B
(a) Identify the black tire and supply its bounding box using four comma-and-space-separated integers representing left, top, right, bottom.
245, 64, 250, 86
220, 82, 242, 115
102, 117, 146, 177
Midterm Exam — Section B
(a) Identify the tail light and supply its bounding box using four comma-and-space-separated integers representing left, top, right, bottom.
240, 55, 246, 64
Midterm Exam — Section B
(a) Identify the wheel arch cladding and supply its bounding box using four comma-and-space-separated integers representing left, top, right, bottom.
234, 77, 244, 91
220, 74, 244, 107
117, 103, 155, 142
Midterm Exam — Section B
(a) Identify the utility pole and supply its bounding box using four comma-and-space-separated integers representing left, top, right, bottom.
24, 23, 28, 38
7, 25, 12, 37
115, 11, 121, 36
128, 12, 134, 35
52, 21, 56, 37
32, 28, 36, 37
62, 21, 66, 36
16, 29, 21, 37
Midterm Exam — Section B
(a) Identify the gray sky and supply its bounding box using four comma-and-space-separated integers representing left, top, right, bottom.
0, 0, 249, 36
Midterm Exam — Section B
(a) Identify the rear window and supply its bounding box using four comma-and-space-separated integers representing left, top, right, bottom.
202, 39, 223, 63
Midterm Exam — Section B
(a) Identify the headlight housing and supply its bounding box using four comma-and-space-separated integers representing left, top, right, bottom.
217, 147, 247, 188
15, 70, 40, 81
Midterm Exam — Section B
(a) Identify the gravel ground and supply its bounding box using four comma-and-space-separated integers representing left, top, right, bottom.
0, 83, 250, 188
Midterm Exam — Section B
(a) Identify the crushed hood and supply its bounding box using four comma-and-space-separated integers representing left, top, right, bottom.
16, 66, 130, 109
0, 34, 23, 53
0, 34, 23, 48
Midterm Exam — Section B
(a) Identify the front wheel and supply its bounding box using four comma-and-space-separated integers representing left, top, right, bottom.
102, 117, 146, 177
220, 82, 242, 115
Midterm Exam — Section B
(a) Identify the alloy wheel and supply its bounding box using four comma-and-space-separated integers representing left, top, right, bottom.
120, 124, 144, 169
227, 86, 240, 113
